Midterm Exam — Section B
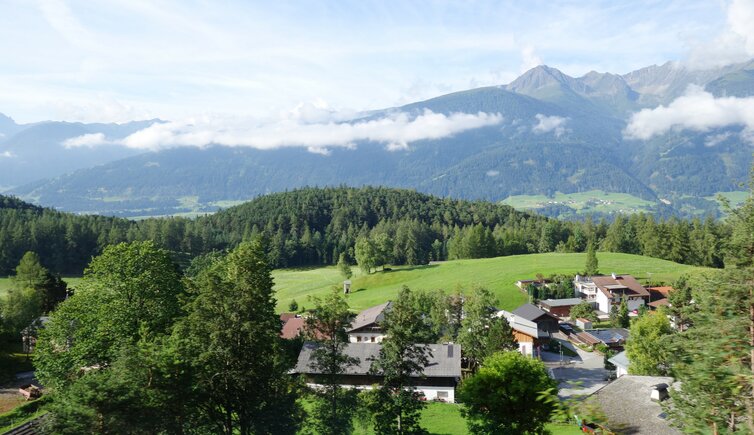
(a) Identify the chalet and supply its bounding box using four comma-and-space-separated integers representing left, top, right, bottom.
347, 302, 392, 343
538, 298, 583, 318
497, 304, 559, 357
573, 328, 630, 350
647, 286, 674, 301
575, 274, 649, 313
294, 342, 462, 402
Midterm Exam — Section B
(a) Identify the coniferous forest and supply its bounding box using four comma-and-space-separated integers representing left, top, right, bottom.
0, 186, 729, 276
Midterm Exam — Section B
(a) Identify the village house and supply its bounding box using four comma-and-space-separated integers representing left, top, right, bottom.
497, 304, 559, 357
574, 274, 649, 313
294, 341, 462, 402
573, 328, 630, 350
347, 301, 391, 343
538, 298, 583, 318
609, 350, 630, 377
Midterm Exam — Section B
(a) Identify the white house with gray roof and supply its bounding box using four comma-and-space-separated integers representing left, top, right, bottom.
347, 301, 392, 343
294, 341, 462, 402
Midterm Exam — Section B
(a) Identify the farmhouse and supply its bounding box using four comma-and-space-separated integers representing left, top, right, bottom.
347, 301, 392, 343
538, 298, 583, 318
295, 341, 462, 402
498, 304, 559, 357
575, 274, 649, 313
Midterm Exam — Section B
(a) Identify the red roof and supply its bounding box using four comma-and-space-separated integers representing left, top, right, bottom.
647, 286, 674, 298
280, 312, 297, 323
281, 317, 305, 339
648, 298, 670, 308
592, 275, 650, 298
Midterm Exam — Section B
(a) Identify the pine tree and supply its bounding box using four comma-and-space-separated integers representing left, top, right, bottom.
584, 240, 599, 276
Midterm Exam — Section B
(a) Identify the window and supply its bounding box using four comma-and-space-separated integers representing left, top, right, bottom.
356, 336, 362, 342
370, 336, 375, 343
437, 391, 449, 402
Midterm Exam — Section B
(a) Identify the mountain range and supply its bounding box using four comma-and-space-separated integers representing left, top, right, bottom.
2, 58, 754, 218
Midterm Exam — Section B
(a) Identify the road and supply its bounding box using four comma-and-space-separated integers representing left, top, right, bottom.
541, 336, 610, 399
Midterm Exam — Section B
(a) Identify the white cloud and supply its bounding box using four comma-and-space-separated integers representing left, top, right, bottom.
532, 114, 568, 137
520, 45, 543, 73
63, 110, 502, 152
624, 85, 754, 141
705, 132, 733, 147
0, 151, 15, 158
486, 170, 499, 177
686, 0, 754, 69
62, 132, 110, 148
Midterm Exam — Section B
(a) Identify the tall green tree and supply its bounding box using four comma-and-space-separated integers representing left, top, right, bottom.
584, 240, 599, 276
368, 287, 431, 434
355, 236, 377, 274
337, 253, 353, 280
459, 351, 557, 434
610, 297, 630, 328
569, 300, 597, 323
305, 291, 359, 435
458, 287, 500, 372
173, 241, 301, 435
625, 310, 673, 375
13, 251, 48, 290
667, 275, 695, 331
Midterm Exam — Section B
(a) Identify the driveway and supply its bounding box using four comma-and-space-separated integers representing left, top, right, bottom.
541, 339, 610, 399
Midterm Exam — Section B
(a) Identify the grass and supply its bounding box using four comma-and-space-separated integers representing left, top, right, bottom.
273, 252, 710, 313
0, 276, 83, 299
705, 190, 750, 214
502, 190, 655, 215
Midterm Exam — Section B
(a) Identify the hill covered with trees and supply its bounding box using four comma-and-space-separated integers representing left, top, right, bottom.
0, 186, 729, 276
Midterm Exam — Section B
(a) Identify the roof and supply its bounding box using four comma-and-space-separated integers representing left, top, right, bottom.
592, 275, 650, 298
539, 298, 583, 308
280, 313, 297, 323
608, 350, 629, 370
348, 301, 392, 332
649, 298, 670, 308
512, 303, 557, 323
648, 286, 674, 298
590, 375, 680, 434
295, 342, 461, 378
280, 317, 305, 339
583, 328, 630, 345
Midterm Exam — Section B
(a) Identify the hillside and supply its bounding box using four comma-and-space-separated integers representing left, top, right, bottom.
7, 59, 754, 218
272, 252, 710, 312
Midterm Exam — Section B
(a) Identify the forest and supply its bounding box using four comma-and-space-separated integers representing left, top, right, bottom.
0, 186, 729, 276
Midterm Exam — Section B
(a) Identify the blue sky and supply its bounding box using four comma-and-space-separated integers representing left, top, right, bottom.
0, 0, 745, 124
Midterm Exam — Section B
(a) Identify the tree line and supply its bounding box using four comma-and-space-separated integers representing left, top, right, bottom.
0, 186, 729, 277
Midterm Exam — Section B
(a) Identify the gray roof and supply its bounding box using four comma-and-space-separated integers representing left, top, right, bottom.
590, 375, 680, 434
585, 328, 630, 345
348, 301, 392, 332
512, 303, 551, 322
608, 350, 629, 370
539, 298, 583, 308
295, 341, 461, 378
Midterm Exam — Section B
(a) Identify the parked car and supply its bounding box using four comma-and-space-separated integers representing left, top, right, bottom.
559, 323, 574, 335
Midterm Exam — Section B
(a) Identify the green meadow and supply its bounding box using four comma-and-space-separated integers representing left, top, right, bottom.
273, 252, 710, 313
501, 190, 655, 215
0, 277, 83, 299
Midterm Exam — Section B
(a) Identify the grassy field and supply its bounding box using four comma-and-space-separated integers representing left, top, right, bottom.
0, 277, 83, 299
502, 190, 656, 216
273, 252, 710, 312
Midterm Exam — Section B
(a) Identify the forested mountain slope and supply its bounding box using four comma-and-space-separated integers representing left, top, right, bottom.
0, 187, 727, 277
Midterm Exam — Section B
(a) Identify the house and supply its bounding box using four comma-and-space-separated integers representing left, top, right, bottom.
574, 317, 593, 329
294, 341, 462, 402
280, 316, 306, 339
497, 304, 559, 357
574, 328, 629, 350
347, 301, 392, 343
21, 316, 51, 353
649, 298, 670, 310
575, 274, 649, 313
647, 286, 674, 302
588, 375, 679, 434
538, 298, 584, 318
608, 350, 630, 377
515, 278, 552, 290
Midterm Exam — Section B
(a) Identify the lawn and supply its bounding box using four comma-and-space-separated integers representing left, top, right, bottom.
502, 190, 656, 216
348, 402, 580, 435
273, 252, 710, 312
0, 277, 83, 299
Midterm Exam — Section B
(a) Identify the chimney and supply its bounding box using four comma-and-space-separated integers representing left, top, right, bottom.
651, 383, 669, 402
447, 344, 454, 358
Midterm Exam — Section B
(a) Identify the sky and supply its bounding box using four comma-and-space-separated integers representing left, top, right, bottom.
0, 0, 748, 125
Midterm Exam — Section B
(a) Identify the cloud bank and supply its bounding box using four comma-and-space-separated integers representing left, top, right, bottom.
532, 114, 568, 137
687, 0, 754, 69
624, 85, 754, 141
63, 110, 503, 153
